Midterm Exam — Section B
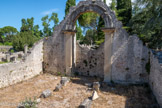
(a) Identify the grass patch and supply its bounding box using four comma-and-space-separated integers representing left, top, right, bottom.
0, 61, 8, 64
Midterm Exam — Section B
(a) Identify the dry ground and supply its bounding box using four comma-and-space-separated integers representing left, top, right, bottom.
0, 74, 159, 108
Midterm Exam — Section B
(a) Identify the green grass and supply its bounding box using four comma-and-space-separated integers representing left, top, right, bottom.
0, 61, 8, 64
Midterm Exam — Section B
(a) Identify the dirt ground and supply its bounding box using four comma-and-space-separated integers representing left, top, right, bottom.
0, 74, 159, 108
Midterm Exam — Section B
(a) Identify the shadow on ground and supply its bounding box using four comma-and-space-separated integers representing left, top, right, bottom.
70, 75, 160, 108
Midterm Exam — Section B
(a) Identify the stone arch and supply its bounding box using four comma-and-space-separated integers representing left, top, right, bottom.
63, 0, 115, 30
62, 0, 116, 82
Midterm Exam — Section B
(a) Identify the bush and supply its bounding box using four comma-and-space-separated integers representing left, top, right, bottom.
21, 97, 38, 108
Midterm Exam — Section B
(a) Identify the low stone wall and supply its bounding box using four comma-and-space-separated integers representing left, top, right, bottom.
0, 46, 13, 52
149, 52, 162, 107
75, 43, 104, 78
0, 40, 44, 88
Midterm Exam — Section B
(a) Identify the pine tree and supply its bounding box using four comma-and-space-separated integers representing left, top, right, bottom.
65, 0, 76, 16
95, 0, 106, 45
117, 0, 132, 26
110, 0, 117, 14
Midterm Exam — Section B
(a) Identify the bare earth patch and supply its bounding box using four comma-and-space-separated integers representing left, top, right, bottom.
0, 74, 159, 108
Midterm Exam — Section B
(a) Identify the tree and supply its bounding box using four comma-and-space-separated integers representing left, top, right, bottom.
95, 0, 106, 45
12, 17, 41, 51
0, 26, 18, 45
41, 15, 52, 37
110, 0, 117, 15
76, 25, 83, 41
78, 13, 99, 29
41, 12, 59, 37
129, 0, 162, 49
13, 31, 37, 51
65, 0, 76, 16
20, 17, 34, 32
117, 0, 132, 26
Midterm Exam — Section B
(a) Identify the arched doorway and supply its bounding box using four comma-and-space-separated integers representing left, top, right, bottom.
62, 0, 116, 82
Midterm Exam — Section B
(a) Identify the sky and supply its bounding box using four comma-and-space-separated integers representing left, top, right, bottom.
0, 0, 111, 31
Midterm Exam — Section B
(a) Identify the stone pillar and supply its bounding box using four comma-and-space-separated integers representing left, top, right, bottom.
6, 54, 10, 62
102, 28, 115, 82
24, 45, 28, 54
63, 30, 76, 76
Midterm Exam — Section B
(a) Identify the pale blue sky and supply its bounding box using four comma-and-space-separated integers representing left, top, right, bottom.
0, 0, 112, 31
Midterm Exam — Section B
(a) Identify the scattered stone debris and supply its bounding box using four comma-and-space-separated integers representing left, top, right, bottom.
36, 98, 41, 103
60, 77, 70, 86
79, 98, 92, 108
92, 90, 99, 101
93, 82, 100, 92
54, 83, 62, 91
40, 89, 52, 98
85, 83, 92, 87
17, 104, 24, 108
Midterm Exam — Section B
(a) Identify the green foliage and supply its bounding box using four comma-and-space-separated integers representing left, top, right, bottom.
57, 72, 61, 76
41, 13, 59, 37
21, 97, 38, 108
65, 0, 76, 15
110, 0, 117, 14
11, 17, 42, 51
76, 25, 84, 41
0, 26, 18, 44
129, 0, 162, 49
13, 31, 39, 51
78, 12, 99, 29
117, 0, 132, 26
0, 61, 8, 64
10, 49, 14, 53
96, 17, 105, 45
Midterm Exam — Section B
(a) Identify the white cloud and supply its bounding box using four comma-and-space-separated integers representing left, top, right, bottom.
41, 9, 59, 15
76, 0, 111, 6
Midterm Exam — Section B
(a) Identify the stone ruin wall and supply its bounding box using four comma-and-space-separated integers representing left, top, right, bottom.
0, 40, 44, 88
75, 43, 104, 78
149, 52, 162, 107
112, 34, 149, 84
43, 0, 162, 106
43, 0, 149, 83
0, 46, 13, 52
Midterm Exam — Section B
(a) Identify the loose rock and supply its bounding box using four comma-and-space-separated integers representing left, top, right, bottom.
36, 98, 41, 103
92, 90, 99, 100
60, 77, 70, 86
17, 105, 24, 108
40, 89, 52, 98
85, 83, 92, 87
54, 83, 62, 91
93, 82, 100, 92
79, 98, 92, 108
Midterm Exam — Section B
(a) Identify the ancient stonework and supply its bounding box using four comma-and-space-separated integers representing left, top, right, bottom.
75, 43, 104, 78
149, 52, 162, 107
0, 0, 161, 107
0, 40, 43, 88
43, 0, 149, 83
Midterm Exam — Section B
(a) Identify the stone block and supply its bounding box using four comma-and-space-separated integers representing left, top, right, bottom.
85, 83, 92, 87
79, 98, 92, 108
54, 83, 62, 91
93, 82, 100, 91
60, 77, 70, 86
92, 90, 99, 100
40, 89, 52, 98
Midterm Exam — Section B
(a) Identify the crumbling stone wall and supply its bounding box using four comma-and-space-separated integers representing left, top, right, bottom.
0, 40, 43, 88
75, 43, 104, 78
112, 35, 149, 84
43, 0, 149, 83
149, 52, 162, 107
0, 46, 12, 52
